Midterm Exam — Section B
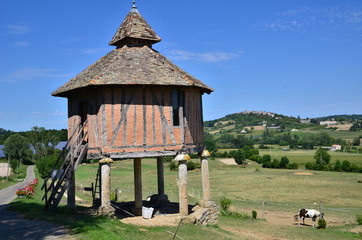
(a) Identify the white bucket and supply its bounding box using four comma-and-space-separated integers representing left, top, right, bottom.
142, 206, 154, 219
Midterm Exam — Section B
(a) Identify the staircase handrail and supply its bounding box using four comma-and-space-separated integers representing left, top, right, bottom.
41, 119, 87, 192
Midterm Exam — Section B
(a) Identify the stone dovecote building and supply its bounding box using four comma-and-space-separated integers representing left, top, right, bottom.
52, 3, 213, 160
48, 2, 216, 219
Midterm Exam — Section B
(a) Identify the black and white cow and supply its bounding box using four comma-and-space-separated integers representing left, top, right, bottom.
296, 208, 324, 226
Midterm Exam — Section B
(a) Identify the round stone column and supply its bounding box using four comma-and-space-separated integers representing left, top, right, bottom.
201, 149, 211, 201
175, 152, 190, 217
97, 158, 115, 216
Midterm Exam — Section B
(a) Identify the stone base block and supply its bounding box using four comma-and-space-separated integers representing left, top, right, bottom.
97, 205, 115, 218
184, 200, 218, 226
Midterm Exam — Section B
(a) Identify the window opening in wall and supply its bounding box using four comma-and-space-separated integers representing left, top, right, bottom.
171, 90, 185, 126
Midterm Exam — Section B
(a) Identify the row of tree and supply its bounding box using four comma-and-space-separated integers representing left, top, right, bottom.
0, 128, 67, 145
2, 127, 62, 177
205, 131, 350, 151
305, 148, 362, 173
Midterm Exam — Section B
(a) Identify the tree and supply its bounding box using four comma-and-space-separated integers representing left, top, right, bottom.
280, 156, 289, 168
334, 160, 342, 172
36, 149, 61, 178
352, 137, 360, 146
234, 149, 246, 165
3, 134, 33, 173
204, 134, 217, 152
341, 160, 351, 172
313, 148, 331, 167
27, 126, 59, 159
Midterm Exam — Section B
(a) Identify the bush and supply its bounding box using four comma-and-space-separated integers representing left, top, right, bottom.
163, 156, 173, 162
305, 162, 318, 170
188, 153, 199, 159
287, 163, 298, 169
279, 156, 289, 168
252, 210, 257, 219
234, 149, 246, 165
187, 161, 196, 171
35, 149, 61, 179
334, 160, 342, 172
220, 196, 232, 215
356, 214, 362, 225
271, 159, 280, 168
317, 218, 327, 229
249, 155, 262, 163
169, 161, 178, 171
341, 160, 351, 172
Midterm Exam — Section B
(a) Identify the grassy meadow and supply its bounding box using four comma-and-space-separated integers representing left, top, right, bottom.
69, 154, 362, 239
6, 152, 362, 240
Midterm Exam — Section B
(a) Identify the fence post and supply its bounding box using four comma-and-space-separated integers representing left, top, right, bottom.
262, 201, 265, 219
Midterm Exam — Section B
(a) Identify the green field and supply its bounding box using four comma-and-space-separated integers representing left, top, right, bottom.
70, 156, 362, 239
257, 149, 362, 167
7, 157, 362, 240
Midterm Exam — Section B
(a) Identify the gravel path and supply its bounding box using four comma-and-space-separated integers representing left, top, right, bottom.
0, 166, 74, 240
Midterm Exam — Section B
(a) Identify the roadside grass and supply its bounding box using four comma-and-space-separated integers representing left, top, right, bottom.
0, 163, 28, 190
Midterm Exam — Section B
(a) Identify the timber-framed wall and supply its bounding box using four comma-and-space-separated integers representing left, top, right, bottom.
67, 86, 204, 159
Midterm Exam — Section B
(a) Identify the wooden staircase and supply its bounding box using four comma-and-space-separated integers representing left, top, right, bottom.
42, 121, 88, 211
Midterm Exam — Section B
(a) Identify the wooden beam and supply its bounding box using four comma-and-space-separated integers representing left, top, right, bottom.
150, 90, 176, 144
110, 89, 135, 146
110, 151, 176, 159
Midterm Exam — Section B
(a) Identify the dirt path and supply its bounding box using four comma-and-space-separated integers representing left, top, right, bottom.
0, 166, 74, 240
219, 158, 237, 165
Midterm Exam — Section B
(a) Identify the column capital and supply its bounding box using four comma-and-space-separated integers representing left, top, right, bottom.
99, 158, 114, 164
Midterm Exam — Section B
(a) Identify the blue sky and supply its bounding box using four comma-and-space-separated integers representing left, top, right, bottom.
1, 0, 361, 131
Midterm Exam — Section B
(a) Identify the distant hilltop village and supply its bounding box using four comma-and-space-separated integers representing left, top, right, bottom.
240, 110, 276, 117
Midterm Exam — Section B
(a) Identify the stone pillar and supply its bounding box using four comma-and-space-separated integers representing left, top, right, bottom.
67, 165, 76, 209
133, 158, 142, 215
201, 150, 211, 201
178, 160, 188, 216
157, 157, 164, 195
97, 158, 115, 216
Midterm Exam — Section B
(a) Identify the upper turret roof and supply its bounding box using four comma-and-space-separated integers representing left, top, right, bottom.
109, 1, 161, 47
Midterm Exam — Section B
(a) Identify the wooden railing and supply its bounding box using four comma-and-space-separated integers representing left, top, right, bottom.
42, 120, 88, 210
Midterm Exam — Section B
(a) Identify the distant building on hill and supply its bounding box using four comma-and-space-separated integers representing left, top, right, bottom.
320, 120, 338, 126
300, 119, 311, 124
330, 145, 342, 151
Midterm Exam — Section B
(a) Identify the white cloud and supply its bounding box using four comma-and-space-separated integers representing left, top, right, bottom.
260, 7, 362, 33
6, 24, 30, 34
0, 68, 69, 83
13, 41, 29, 47
167, 50, 243, 63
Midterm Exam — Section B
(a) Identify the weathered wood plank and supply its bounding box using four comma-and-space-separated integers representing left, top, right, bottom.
101, 90, 107, 147
150, 89, 176, 144
142, 89, 147, 146
110, 151, 176, 159
110, 89, 135, 146
152, 104, 156, 145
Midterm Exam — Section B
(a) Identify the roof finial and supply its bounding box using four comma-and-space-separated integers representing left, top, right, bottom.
131, 1, 138, 13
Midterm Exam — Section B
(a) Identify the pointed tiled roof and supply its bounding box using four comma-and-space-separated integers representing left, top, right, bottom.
52, 2, 213, 97
109, 1, 161, 47
52, 45, 213, 97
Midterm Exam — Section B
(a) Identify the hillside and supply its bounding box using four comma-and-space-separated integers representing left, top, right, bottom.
204, 111, 362, 150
